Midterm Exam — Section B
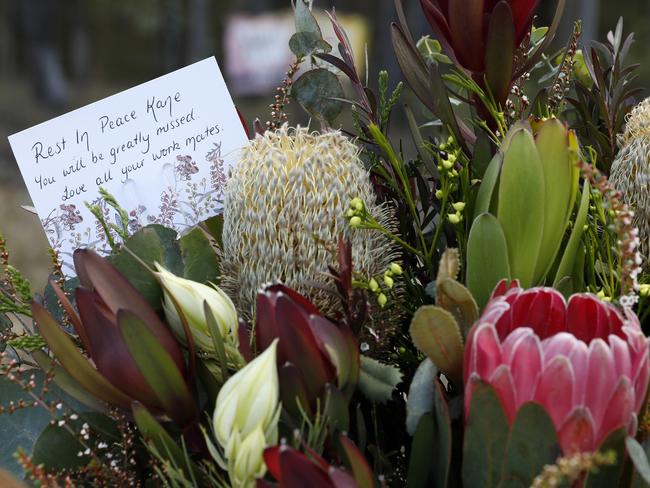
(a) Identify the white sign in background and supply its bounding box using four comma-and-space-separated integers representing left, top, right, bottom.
8, 57, 248, 272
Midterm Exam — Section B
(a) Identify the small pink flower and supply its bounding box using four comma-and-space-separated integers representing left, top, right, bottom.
464, 283, 650, 454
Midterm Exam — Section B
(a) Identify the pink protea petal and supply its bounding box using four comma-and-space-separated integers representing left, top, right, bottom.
605, 304, 625, 338
558, 408, 596, 454
596, 377, 635, 447
567, 294, 608, 342
509, 290, 538, 329
609, 335, 632, 379
632, 347, 650, 412
533, 356, 575, 428
584, 339, 617, 429
470, 323, 503, 380
541, 332, 577, 364
501, 328, 534, 365
568, 341, 589, 405
508, 333, 543, 405
488, 365, 517, 423
464, 373, 481, 420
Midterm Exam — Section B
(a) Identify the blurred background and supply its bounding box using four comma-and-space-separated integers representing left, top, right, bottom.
0, 0, 649, 289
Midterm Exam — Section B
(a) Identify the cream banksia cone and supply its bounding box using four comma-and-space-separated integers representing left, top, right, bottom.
222, 126, 398, 318
610, 98, 650, 263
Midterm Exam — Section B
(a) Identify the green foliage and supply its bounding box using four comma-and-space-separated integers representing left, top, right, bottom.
291, 68, 345, 126
410, 306, 463, 384
358, 356, 402, 404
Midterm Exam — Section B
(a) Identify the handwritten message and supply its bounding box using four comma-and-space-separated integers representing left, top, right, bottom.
8, 57, 248, 271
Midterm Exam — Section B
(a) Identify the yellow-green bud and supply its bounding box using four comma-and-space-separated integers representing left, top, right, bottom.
450, 169, 459, 177
383, 274, 394, 289
369, 278, 379, 292
435, 189, 444, 200
377, 293, 388, 308
452, 202, 466, 212
350, 198, 364, 212
640, 284, 650, 297
596, 289, 611, 302
350, 216, 362, 228
448, 213, 461, 225
447, 153, 457, 164
442, 159, 454, 170
389, 263, 403, 275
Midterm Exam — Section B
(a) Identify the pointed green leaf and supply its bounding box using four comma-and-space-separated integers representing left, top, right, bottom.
407, 414, 436, 488
497, 128, 545, 287
627, 437, 650, 486
499, 403, 560, 488
474, 153, 503, 219
406, 359, 436, 436
410, 306, 463, 384
340, 435, 374, 488
32, 303, 132, 408
132, 402, 200, 483
553, 180, 591, 288
533, 119, 574, 283
463, 382, 509, 488
467, 214, 511, 310
118, 310, 196, 428
293, 0, 321, 36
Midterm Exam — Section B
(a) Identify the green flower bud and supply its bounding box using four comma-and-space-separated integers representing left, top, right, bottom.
377, 293, 388, 308
383, 275, 394, 289
350, 216, 362, 228
369, 278, 379, 292
448, 213, 461, 225
452, 202, 466, 212
435, 189, 444, 200
350, 197, 364, 212
389, 263, 403, 275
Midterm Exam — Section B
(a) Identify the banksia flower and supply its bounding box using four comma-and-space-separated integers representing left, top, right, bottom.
465, 284, 650, 455
610, 98, 650, 262
222, 126, 397, 318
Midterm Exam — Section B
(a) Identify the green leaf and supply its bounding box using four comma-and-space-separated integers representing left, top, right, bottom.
553, 180, 591, 289
627, 437, 650, 486
474, 153, 503, 219
358, 356, 402, 404
292, 69, 345, 125
32, 412, 119, 471
406, 359, 436, 436
289, 32, 331, 58
117, 310, 196, 428
436, 278, 479, 337
585, 428, 627, 487
110, 225, 182, 311
406, 360, 451, 488
410, 306, 463, 385
202, 215, 224, 249
463, 382, 509, 488
132, 402, 201, 483
533, 119, 574, 283
499, 403, 560, 488
339, 435, 374, 488
0, 374, 57, 476
407, 414, 436, 488
179, 228, 219, 284
497, 128, 545, 288
293, 0, 321, 36
467, 214, 511, 310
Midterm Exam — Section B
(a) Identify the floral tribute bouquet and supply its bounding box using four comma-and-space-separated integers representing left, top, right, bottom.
2, 0, 650, 487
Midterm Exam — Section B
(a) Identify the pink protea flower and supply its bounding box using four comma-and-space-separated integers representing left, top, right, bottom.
464, 283, 650, 454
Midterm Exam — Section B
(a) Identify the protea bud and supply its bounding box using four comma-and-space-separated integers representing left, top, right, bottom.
154, 264, 240, 357
610, 98, 650, 263
221, 126, 397, 318
212, 339, 280, 487
465, 284, 650, 454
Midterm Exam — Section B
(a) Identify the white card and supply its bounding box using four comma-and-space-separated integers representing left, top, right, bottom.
8, 57, 248, 272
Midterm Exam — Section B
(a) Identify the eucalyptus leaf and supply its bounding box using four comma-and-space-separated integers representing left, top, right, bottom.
627, 437, 650, 487
585, 428, 627, 487
179, 227, 219, 284
406, 359, 437, 436
289, 31, 331, 58
292, 69, 344, 125
463, 382, 509, 488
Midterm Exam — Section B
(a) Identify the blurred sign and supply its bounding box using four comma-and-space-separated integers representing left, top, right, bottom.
225, 9, 370, 96
8, 57, 248, 272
